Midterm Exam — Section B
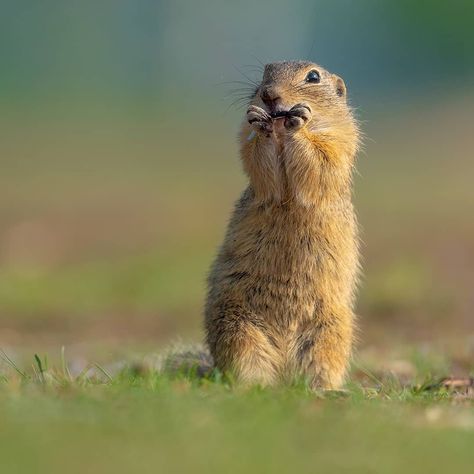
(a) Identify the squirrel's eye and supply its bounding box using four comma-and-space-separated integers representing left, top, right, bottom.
306, 70, 320, 83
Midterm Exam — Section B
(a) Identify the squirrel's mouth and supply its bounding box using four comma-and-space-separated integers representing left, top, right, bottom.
263, 102, 291, 118
267, 103, 305, 119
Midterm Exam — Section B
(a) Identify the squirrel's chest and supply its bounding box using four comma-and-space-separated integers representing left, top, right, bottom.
233, 205, 348, 277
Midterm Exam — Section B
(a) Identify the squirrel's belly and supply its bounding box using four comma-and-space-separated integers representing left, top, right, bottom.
213, 204, 357, 321
242, 274, 318, 325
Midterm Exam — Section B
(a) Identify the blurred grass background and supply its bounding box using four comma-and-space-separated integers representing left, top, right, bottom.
0, 0, 473, 366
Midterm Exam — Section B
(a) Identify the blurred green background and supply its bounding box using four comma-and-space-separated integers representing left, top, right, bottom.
0, 0, 473, 363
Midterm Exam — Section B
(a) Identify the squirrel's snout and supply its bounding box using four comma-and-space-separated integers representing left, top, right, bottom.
260, 86, 281, 111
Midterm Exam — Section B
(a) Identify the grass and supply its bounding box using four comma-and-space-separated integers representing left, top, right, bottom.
0, 350, 473, 474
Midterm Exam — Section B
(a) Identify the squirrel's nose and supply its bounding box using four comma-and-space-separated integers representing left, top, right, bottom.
260, 86, 281, 108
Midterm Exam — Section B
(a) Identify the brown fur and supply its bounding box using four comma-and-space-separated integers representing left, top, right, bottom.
205, 61, 361, 389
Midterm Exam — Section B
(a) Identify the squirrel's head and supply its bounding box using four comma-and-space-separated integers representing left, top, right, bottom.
251, 61, 358, 153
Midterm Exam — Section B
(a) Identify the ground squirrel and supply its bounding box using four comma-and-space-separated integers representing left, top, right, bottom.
205, 60, 360, 390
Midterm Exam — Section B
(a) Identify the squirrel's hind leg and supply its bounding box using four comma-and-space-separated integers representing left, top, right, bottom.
206, 305, 282, 387
290, 308, 353, 390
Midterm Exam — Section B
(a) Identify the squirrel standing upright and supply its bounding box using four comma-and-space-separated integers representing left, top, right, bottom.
205, 61, 360, 390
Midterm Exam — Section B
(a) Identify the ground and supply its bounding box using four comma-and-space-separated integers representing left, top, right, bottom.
0, 350, 473, 474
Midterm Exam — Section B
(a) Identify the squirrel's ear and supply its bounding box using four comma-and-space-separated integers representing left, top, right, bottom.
332, 74, 347, 99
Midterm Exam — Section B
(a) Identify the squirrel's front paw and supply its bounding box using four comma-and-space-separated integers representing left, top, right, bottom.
284, 103, 312, 131
247, 105, 273, 136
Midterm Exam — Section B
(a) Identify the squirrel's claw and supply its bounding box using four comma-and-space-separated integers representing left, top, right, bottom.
247, 105, 273, 135
284, 103, 312, 131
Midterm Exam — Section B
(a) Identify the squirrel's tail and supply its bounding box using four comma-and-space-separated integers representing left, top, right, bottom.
155, 342, 215, 378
